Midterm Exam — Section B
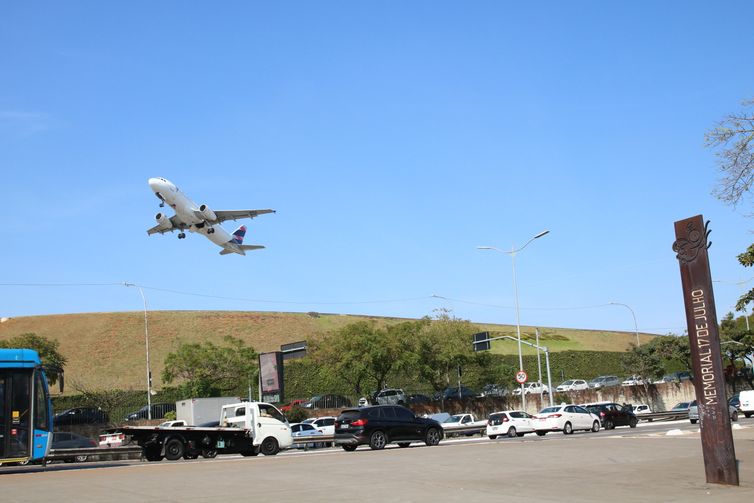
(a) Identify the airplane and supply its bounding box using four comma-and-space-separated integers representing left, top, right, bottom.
146, 177, 275, 255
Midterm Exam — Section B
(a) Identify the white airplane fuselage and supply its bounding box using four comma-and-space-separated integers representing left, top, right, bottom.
148, 178, 244, 254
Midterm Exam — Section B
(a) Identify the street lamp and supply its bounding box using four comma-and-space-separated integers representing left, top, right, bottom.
713, 278, 754, 331
478, 229, 550, 410
609, 302, 640, 347
124, 282, 153, 420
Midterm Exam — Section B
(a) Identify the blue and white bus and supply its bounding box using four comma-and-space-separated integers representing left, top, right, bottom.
0, 349, 54, 465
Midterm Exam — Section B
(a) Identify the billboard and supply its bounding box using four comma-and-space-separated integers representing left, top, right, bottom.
258, 351, 284, 404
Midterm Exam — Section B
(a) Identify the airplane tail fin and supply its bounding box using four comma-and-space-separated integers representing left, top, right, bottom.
231, 225, 247, 245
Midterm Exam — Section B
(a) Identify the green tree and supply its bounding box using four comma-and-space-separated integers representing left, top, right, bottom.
408, 310, 479, 393
161, 336, 257, 397
707, 99, 754, 310
0, 333, 67, 386
720, 312, 754, 391
621, 343, 665, 391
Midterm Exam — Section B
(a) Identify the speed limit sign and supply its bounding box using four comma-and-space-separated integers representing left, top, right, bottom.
515, 370, 528, 384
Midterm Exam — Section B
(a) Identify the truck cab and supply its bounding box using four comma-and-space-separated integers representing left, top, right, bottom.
221, 402, 294, 454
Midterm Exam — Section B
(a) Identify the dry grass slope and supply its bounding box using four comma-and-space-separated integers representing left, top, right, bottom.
0, 311, 652, 393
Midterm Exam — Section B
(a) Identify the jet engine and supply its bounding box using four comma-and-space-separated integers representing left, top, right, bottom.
199, 204, 217, 221
155, 212, 173, 230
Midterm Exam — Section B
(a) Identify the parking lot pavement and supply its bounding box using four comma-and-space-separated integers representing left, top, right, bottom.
3, 425, 754, 502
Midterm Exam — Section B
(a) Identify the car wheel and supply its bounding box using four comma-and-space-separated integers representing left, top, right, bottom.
629, 418, 638, 428
591, 420, 600, 432
732, 411, 739, 422
342, 444, 357, 452
507, 427, 517, 438
164, 438, 185, 461
369, 430, 388, 450
397, 442, 411, 448
746, 412, 752, 419
690, 419, 697, 424
563, 422, 573, 435
605, 420, 614, 430
536, 431, 546, 436
488, 435, 497, 440
425, 427, 441, 446
260, 437, 280, 456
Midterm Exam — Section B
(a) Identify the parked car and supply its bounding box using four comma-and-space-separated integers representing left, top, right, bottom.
438, 386, 477, 400
51, 432, 97, 463
741, 390, 754, 418
280, 399, 308, 412
302, 394, 352, 409
486, 410, 536, 439
555, 379, 589, 392
335, 405, 443, 451
158, 420, 187, 428
534, 404, 601, 435
408, 394, 432, 404
441, 413, 487, 436
512, 382, 551, 396
729, 394, 740, 411
290, 422, 326, 449
479, 384, 507, 398
622, 375, 644, 386
670, 401, 692, 412
588, 376, 621, 390
375, 388, 407, 405
633, 404, 652, 415
124, 403, 176, 421
688, 400, 738, 424
54, 407, 109, 426
660, 371, 693, 383
311, 416, 336, 436
584, 402, 638, 429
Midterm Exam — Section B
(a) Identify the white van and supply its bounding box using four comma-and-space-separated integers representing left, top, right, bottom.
739, 390, 754, 418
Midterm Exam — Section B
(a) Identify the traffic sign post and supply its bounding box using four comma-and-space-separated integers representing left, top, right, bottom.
515, 370, 528, 384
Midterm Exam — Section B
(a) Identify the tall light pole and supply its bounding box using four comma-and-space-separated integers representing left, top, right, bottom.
609, 302, 639, 347
124, 282, 153, 420
478, 229, 550, 411
713, 278, 754, 331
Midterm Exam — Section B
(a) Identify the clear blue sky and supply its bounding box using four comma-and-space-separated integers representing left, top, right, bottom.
2, 2, 753, 335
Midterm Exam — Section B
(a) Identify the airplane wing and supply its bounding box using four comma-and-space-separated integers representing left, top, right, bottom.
146, 214, 187, 235
201, 209, 276, 224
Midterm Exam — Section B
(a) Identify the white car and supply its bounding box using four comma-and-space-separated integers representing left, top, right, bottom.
622, 375, 644, 386
486, 410, 536, 439
555, 379, 589, 392
534, 404, 601, 435
633, 404, 652, 415
291, 422, 326, 449
311, 416, 336, 446
512, 382, 551, 396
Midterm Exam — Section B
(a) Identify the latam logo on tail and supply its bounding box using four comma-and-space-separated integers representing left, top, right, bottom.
146, 178, 274, 256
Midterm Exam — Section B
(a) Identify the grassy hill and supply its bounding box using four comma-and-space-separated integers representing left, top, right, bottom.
0, 311, 654, 393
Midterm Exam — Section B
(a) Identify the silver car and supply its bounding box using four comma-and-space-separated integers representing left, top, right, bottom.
688, 400, 738, 424
375, 388, 407, 405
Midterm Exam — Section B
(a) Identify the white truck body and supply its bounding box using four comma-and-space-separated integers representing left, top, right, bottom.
221, 402, 294, 450
176, 396, 241, 426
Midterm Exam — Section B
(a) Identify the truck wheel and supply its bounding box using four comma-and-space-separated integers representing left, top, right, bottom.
144, 446, 163, 462
260, 437, 280, 456
164, 438, 185, 461
201, 449, 218, 459
369, 430, 388, 450
425, 427, 441, 446
746, 412, 752, 419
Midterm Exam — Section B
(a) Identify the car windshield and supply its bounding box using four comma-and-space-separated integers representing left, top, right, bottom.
445, 415, 464, 423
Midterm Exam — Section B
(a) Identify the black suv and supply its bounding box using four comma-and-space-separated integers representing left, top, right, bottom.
334, 405, 443, 451
584, 402, 638, 429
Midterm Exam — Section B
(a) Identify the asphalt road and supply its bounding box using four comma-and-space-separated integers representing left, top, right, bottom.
3, 418, 754, 502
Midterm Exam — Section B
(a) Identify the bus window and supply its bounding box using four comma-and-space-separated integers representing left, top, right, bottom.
34, 372, 49, 432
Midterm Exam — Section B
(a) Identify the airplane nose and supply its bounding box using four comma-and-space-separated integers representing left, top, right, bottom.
148, 178, 162, 191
